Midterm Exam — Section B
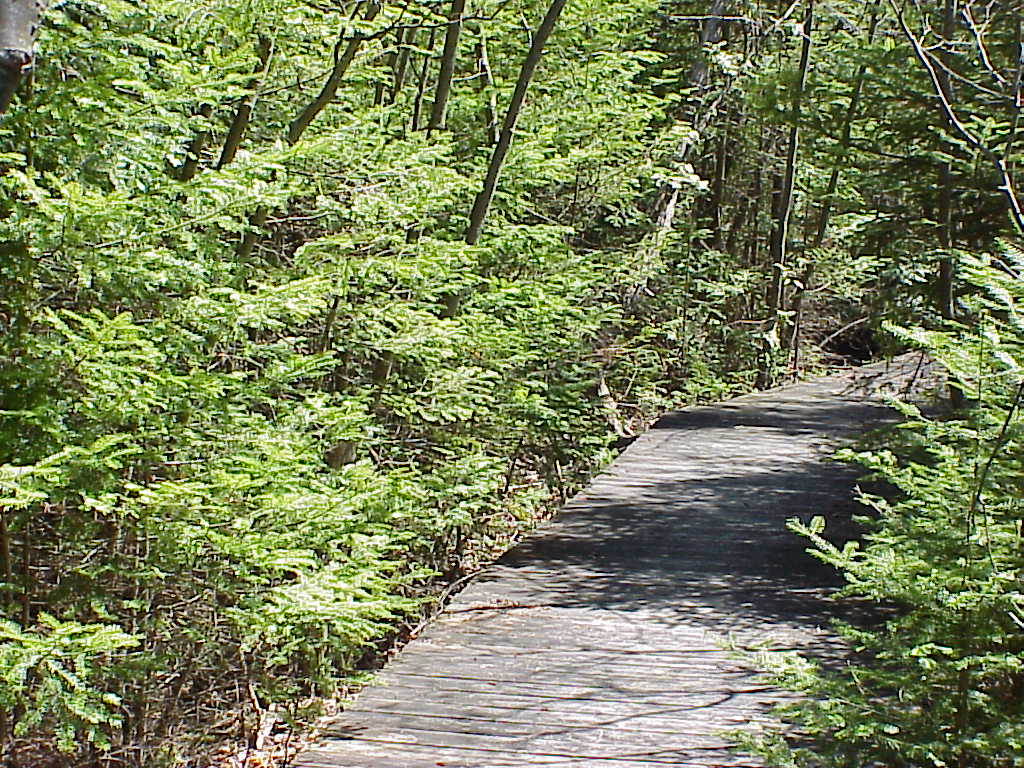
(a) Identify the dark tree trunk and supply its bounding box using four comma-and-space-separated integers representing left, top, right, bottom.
218, 35, 272, 169
936, 0, 956, 324
411, 27, 437, 131
631, 0, 730, 305
176, 103, 213, 182
465, 0, 567, 244
391, 27, 414, 103
758, 0, 813, 389
288, 1, 380, 145
427, 0, 466, 134
786, 0, 879, 371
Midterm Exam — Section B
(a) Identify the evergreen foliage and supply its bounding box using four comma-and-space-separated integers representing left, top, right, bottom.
0, 0, 757, 762
753, 246, 1024, 768
0, 0, 1020, 764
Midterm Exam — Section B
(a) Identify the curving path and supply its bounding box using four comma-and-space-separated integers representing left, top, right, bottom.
295, 357, 929, 768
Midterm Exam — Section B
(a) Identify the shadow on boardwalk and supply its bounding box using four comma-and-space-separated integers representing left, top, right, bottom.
295, 357, 930, 768
484, 465, 860, 630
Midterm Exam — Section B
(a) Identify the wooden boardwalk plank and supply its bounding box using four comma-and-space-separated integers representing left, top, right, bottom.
295, 357, 928, 767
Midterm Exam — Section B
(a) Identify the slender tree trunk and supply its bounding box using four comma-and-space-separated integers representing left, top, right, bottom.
465, 0, 567, 244
0, 0, 44, 115
244, 4, 379, 261
0, 506, 10, 760
374, 27, 401, 106
710, 133, 728, 248
935, 0, 964, 407
288, 1, 381, 145
767, 167, 783, 296
427, 0, 466, 134
628, 0, 729, 306
936, 0, 956, 323
745, 128, 766, 269
19, 517, 28, 625
937, 169, 955, 323
725, 193, 748, 256
787, 262, 814, 374
236, 207, 267, 261
176, 103, 213, 182
787, 0, 879, 371
758, 0, 813, 389
688, 0, 727, 88
390, 27, 414, 103
411, 27, 437, 131
810, 0, 879, 250
0, 508, 10, 617
218, 35, 272, 169
474, 27, 499, 145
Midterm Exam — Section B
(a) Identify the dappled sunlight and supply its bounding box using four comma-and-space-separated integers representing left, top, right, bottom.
298, 361, 921, 767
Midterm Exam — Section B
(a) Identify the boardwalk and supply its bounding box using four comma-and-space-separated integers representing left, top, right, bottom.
296, 357, 929, 768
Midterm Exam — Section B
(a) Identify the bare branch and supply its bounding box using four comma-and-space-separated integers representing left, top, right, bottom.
961, 1, 1008, 88
889, 0, 1024, 235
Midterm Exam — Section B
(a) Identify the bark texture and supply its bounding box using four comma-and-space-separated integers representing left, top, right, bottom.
758, 0, 813, 389
218, 36, 273, 169
0, 0, 44, 114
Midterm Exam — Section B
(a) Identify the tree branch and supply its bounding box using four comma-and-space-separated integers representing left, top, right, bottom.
889, 0, 1024, 235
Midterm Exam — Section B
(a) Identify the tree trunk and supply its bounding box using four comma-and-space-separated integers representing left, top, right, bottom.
710, 132, 727, 248
19, 517, 28, 625
427, 0, 466, 134
236, 206, 267, 261
810, 0, 878, 249
0, 506, 10, 759
935, 0, 964, 406
176, 103, 213, 182
757, 0, 813, 389
786, 0, 879, 371
936, 0, 956, 323
247, 5, 378, 262
628, 0, 730, 306
688, 0, 728, 88
0, 507, 11, 612
390, 27, 414, 103
218, 35, 272, 169
465, 0, 567, 244
411, 27, 437, 131
0, 0, 44, 115
374, 27, 403, 107
288, 1, 381, 145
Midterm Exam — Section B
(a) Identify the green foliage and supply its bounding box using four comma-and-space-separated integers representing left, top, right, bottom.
9, 0, 1018, 761
747, 246, 1024, 768
0, 616, 138, 752
0, 0, 765, 762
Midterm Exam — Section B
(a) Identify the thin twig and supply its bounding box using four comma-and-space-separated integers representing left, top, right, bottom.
889, 0, 1024, 235
968, 377, 1024, 520
961, 2, 1008, 87
818, 316, 868, 350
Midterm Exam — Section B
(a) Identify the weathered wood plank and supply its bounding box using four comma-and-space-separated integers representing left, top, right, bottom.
338, 703, 754, 733
295, 356, 929, 767
298, 742, 763, 768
